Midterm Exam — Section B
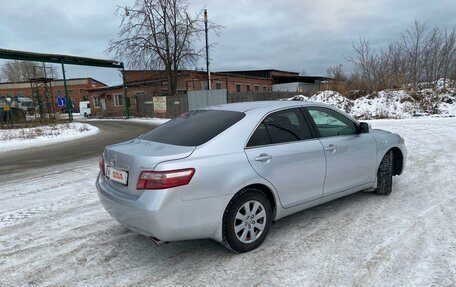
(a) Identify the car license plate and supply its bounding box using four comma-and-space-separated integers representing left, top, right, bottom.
106, 166, 128, 185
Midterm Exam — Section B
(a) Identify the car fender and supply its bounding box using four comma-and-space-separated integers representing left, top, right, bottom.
372, 132, 407, 175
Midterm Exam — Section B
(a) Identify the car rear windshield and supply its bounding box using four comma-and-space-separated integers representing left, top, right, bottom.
140, 110, 245, 146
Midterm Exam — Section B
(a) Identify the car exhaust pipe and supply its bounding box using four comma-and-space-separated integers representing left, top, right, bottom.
150, 236, 166, 245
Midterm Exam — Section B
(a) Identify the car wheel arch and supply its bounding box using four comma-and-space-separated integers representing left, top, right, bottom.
226, 183, 278, 221
390, 147, 404, 175
378, 147, 404, 176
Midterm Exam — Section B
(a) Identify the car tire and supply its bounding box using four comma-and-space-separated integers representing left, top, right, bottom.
222, 189, 272, 253
375, 150, 394, 195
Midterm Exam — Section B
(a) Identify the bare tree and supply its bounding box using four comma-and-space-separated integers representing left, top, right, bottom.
439, 27, 456, 88
342, 21, 456, 92
347, 38, 379, 91
401, 20, 429, 90
107, 0, 221, 96
1, 61, 59, 82
326, 64, 347, 92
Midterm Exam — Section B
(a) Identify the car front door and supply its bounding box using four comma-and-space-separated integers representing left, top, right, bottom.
244, 108, 326, 208
305, 106, 377, 196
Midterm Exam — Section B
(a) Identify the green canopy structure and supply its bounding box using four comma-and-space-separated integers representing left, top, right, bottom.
0, 48, 130, 121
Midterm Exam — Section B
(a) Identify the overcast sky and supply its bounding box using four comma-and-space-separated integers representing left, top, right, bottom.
1, 0, 455, 85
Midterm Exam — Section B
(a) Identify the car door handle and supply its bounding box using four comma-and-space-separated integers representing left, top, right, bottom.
325, 144, 337, 152
255, 154, 272, 162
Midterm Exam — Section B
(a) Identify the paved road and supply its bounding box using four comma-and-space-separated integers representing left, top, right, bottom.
0, 120, 155, 175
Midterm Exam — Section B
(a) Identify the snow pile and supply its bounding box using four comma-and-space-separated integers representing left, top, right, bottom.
126, 117, 170, 125
419, 90, 456, 116
288, 91, 353, 112
0, 122, 99, 153
288, 94, 309, 101
352, 90, 418, 119
434, 78, 455, 90
309, 90, 353, 112
85, 117, 170, 125
286, 83, 456, 119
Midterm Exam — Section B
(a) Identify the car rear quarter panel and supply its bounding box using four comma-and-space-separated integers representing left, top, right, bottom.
151, 110, 283, 207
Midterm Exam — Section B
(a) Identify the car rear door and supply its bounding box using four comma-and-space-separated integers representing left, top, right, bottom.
244, 108, 326, 208
305, 106, 377, 196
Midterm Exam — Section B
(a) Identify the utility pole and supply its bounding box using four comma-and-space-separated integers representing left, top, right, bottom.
61, 61, 73, 122
204, 9, 211, 90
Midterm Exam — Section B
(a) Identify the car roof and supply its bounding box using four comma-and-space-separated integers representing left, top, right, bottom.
205, 100, 327, 112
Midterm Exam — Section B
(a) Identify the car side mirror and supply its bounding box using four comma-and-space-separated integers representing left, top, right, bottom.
358, 122, 370, 133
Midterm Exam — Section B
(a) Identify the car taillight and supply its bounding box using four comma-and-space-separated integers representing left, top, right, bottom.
99, 155, 105, 176
137, 168, 195, 190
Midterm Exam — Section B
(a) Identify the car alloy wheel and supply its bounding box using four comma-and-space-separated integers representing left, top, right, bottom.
223, 189, 272, 253
234, 200, 267, 244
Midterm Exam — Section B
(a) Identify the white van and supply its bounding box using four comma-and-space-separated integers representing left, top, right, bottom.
79, 101, 91, 117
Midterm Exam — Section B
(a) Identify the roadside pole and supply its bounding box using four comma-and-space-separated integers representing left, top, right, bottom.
121, 63, 130, 119
61, 61, 73, 122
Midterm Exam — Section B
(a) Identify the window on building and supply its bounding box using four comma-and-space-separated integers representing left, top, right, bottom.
68, 90, 74, 95
254, 85, 259, 91
79, 89, 85, 94
262, 86, 267, 91
114, 94, 123, 106
93, 96, 101, 108
235, 84, 242, 93
215, 82, 222, 89
246, 84, 251, 92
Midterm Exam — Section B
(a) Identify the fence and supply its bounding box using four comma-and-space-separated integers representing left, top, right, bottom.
227, 91, 297, 103
101, 91, 301, 119
136, 93, 188, 119
187, 89, 227, 111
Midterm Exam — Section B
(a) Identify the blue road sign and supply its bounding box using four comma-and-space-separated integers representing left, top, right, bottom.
57, 97, 66, 107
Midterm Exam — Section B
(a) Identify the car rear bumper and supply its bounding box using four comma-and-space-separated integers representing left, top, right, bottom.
96, 173, 228, 242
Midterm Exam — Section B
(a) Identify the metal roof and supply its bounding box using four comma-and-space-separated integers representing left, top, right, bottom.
0, 48, 123, 68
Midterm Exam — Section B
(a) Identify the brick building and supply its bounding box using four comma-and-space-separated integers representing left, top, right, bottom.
87, 70, 275, 116
87, 69, 329, 117
0, 78, 106, 111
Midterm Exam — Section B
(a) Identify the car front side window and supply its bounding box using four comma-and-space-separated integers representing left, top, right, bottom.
307, 107, 357, 137
247, 108, 312, 147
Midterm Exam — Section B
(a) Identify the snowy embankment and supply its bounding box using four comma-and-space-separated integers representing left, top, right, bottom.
84, 117, 170, 125
0, 117, 455, 286
0, 123, 99, 153
290, 81, 456, 119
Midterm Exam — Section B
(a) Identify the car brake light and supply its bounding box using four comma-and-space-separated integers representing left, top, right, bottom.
99, 155, 105, 176
137, 168, 195, 190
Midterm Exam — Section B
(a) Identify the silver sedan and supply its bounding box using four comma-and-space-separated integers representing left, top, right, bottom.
96, 101, 406, 253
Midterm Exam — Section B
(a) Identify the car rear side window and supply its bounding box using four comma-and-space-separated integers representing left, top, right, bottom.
141, 110, 245, 146
247, 108, 313, 147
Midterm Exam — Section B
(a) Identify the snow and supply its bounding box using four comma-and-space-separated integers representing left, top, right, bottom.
309, 90, 354, 113
0, 123, 99, 153
83, 117, 170, 125
1, 117, 455, 286
289, 85, 456, 119
352, 90, 417, 119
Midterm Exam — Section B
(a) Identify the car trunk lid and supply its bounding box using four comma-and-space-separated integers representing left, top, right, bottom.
103, 138, 195, 198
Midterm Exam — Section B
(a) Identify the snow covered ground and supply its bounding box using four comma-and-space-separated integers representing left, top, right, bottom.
83, 117, 170, 125
0, 123, 99, 153
1, 117, 455, 286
